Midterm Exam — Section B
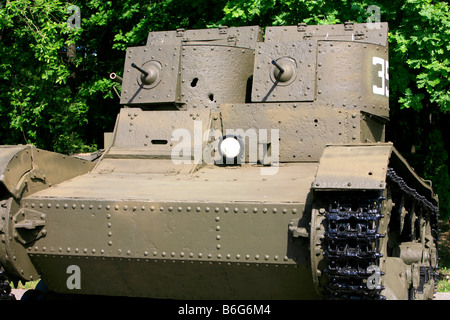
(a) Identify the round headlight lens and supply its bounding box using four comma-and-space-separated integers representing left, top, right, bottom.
219, 136, 241, 159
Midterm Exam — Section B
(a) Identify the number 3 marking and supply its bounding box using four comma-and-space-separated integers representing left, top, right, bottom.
372, 57, 389, 97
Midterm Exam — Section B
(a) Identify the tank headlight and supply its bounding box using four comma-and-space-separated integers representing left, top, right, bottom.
218, 135, 244, 163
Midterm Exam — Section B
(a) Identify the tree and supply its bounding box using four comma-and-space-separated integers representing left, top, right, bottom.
0, 0, 95, 153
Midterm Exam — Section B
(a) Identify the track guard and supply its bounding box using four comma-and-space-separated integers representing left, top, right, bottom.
0, 145, 95, 283
312, 143, 437, 205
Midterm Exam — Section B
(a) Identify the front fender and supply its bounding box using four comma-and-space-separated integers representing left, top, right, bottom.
312, 143, 437, 205
0, 145, 95, 283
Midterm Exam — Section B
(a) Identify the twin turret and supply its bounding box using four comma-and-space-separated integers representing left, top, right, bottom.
109, 23, 390, 163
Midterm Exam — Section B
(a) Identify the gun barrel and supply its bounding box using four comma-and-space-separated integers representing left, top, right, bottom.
110, 72, 123, 84
271, 60, 285, 74
131, 62, 149, 77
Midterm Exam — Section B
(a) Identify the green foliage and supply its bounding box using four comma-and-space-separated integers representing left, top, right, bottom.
0, 0, 100, 154
0, 0, 448, 218
11, 279, 39, 290
388, 0, 450, 113
437, 275, 450, 292
0, 0, 228, 154
423, 129, 450, 217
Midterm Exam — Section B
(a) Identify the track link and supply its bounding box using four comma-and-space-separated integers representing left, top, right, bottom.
323, 191, 386, 299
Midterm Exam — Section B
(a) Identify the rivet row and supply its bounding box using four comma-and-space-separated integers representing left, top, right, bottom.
24, 202, 298, 214
27, 246, 293, 262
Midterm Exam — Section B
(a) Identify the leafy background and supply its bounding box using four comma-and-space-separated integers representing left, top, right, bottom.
0, 0, 449, 220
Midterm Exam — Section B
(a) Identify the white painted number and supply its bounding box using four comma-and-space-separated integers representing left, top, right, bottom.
372, 57, 389, 97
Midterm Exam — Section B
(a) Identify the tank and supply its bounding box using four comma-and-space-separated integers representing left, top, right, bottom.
0, 22, 440, 300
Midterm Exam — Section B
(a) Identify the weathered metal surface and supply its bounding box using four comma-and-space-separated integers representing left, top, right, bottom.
252, 40, 316, 102
146, 26, 263, 49
0, 145, 95, 200
122, 26, 261, 107
313, 143, 436, 200
313, 143, 392, 190
264, 22, 388, 46
108, 107, 212, 159
178, 45, 255, 106
0, 145, 94, 283
29, 162, 317, 202
120, 44, 181, 105
25, 162, 318, 298
221, 104, 359, 162
316, 41, 389, 118
31, 255, 317, 299
0, 146, 32, 197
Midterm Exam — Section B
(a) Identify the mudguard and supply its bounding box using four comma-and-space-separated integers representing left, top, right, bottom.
0, 145, 95, 199
0, 146, 32, 199
312, 143, 437, 205
0, 145, 95, 283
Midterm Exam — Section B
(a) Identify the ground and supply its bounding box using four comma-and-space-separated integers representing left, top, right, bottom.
438, 219, 450, 291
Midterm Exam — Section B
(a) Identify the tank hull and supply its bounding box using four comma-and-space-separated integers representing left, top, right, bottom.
30, 255, 318, 299
22, 162, 320, 299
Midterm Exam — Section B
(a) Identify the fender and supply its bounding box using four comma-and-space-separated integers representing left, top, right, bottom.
312, 143, 437, 205
0, 145, 95, 283
0, 145, 95, 199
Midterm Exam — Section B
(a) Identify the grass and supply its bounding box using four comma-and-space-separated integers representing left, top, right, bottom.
437, 268, 450, 292
11, 279, 39, 290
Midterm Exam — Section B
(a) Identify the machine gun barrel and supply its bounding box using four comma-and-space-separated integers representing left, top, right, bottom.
271, 60, 285, 74
131, 62, 149, 78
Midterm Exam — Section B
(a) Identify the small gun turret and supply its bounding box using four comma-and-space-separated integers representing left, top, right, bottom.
131, 62, 160, 86
271, 59, 294, 83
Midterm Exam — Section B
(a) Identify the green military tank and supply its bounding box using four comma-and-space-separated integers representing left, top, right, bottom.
0, 22, 439, 300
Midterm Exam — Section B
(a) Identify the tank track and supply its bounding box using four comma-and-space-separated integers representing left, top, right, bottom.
386, 168, 440, 257
320, 167, 439, 300
321, 190, 385, 299
386, 168, 440, 299
0, 269, 15, 300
